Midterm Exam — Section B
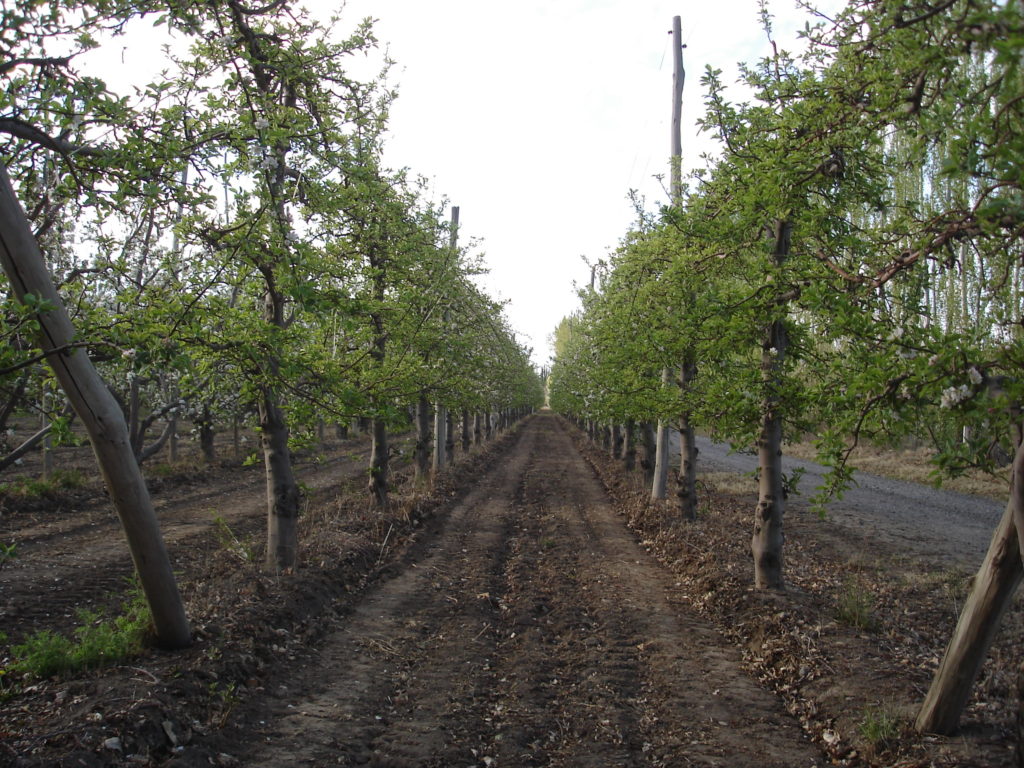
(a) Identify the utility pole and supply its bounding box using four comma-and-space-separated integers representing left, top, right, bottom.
433, 205, 459, 474
652, 16, 685, 502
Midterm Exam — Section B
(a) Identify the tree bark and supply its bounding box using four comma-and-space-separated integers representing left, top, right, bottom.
677, 357, 699, 520
368, 415, 389, 507
433, 399, 447, 474
414, 394, 431, 482
260, 382, 299, 572
461, 408, 471, 453
916, 437, 1024, 734
640, 421, 657, 487
752, 219, 791, 590
623, 418, 636, 472
198, 403, 216, 464
0, 162, 190, 648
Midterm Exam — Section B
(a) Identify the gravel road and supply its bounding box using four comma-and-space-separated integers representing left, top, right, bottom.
694, 436, 1005, 569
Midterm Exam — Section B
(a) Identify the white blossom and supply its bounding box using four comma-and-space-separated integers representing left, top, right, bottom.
254, 116, 270, 130
928, 354, 941, 366
285, 230, 300, 243
122, 348, 136, 359
939, 384, 971, 409
259, 155, 279, 170
968, 366, 983, 385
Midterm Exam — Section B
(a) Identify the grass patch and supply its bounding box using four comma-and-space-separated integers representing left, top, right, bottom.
0, 541, 16, 570
835, 577, 879, 632
1, 584, 152, 683
0, 469, 87, 499
857, 703, 901, 756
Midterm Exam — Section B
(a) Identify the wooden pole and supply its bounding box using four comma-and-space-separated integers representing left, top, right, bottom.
671, 15, 685, 206
652, 18, 685, 501
0, 162, 191, 649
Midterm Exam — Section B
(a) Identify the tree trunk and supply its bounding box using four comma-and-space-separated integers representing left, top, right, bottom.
677, 357, 699, 520
414, 394, 431, 482
260, 382, 299, 572
0, 162, 190, 648
368, 415, 389, 507
752, 219, 791, 590
473, 410, 482, 445
652, 368, 671, 500
916, 437, 1024, 734
640, 421, 657, 487
623, 418, 636, 472
461, 408, 471, 452
433, 400, 447, 474
198, 403, 216, 464
445, 409, 455, 464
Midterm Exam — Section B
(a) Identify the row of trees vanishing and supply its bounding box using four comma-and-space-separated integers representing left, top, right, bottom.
549, 0, 1023, 736
1, 1, 543, 648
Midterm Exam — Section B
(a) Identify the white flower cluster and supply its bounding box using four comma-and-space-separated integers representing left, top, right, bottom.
940, 384, 971, 409
285, 230, 300, 243
259, 155, 279, 170
254, 116, 270, 130
968, 366, 983, 385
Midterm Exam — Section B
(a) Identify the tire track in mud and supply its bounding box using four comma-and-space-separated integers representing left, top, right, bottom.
234, 414, 823, 768
235, 424, 538, 767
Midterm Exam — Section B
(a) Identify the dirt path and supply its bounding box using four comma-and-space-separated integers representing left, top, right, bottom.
221, 413, 822, 767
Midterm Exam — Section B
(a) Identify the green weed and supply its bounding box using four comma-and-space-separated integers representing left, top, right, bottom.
0, 469, 87, 499
858, 704, 901, 755
0, 541, 16, 570
212, 514, 257, 563
1, 584, 152, 682
835, 578, 879, 632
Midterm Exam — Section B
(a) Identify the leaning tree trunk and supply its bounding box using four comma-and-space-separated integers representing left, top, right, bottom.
752, 219, 791, 590
0, 162, 190, 648
916, 436, 1024, 734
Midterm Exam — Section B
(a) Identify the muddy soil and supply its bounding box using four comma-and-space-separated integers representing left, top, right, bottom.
217, 413, 819, 767
0, 413, 1020, 767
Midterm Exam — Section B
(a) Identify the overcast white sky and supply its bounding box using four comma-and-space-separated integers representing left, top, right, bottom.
85, 0, 833, 367
328, 0, 831, 366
